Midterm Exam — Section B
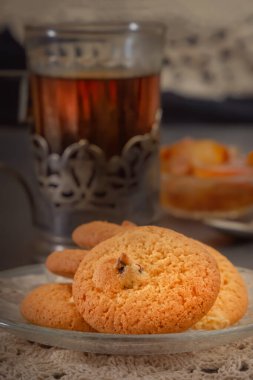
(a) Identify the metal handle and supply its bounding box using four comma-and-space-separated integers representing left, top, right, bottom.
0, 162, 35, 223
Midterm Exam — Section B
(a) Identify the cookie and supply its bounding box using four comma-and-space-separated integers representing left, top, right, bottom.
72, 220, 136, 248
46, 249, 88, 278
20, 283, 95, 332
193, 247, 248, 330
73, 226, 220, 334
121, 220, 136, 227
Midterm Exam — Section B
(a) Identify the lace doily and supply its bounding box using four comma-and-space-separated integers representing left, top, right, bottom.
0, 331, 252, 380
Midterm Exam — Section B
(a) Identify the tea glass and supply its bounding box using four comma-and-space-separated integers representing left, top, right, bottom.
24, 22, 166, 255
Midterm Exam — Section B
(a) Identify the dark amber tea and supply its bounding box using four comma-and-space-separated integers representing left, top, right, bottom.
31, 72, 160, 157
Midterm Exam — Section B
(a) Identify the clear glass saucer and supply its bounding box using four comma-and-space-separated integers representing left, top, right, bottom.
0, 264, 252, 355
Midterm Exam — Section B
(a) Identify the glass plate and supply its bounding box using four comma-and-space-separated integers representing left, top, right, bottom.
0, 264, 253, 355
204, 218, 253, 239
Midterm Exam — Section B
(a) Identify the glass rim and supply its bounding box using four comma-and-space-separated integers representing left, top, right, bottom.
25, 21, 167, 38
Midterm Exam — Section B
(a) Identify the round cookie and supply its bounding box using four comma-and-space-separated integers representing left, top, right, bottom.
73, 226, 220, 334
46, 249, 88, 278
193, 247, 248, 330
121, 220, 136, 227
20, 283, 95, 332
72, 220, 136, 248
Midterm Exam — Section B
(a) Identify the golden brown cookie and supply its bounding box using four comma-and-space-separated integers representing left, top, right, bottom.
46, 249, 88, 278
121, 220, 136, 227
193, 247, 248, 330
73, 226, 220, 334
20, 283, 95, 332
72, 220, 136, 248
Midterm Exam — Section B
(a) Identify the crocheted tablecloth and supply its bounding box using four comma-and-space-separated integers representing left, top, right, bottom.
0, 331, 252, 380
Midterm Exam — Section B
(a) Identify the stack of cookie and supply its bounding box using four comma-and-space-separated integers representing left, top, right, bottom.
20, 222, 248, 334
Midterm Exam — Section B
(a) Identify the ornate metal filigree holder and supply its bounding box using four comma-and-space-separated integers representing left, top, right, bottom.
32, 126, 159, 211
31, 123, 160, 254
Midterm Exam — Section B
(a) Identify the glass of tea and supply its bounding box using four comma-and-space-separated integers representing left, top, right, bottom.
25, 22, 166, 253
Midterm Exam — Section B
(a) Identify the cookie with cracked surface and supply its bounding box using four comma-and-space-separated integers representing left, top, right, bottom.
72, 220, 136, 248
193, 246, 248, 330
73, 226, 220, 334
20, 283, 95, 332
46, 249, 88, 278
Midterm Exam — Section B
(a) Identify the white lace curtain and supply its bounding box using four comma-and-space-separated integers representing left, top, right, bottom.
1, 0, 253, 98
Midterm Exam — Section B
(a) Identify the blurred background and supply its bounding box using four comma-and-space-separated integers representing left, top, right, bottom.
1, 0, 253, 123
1, 1, 253, 270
